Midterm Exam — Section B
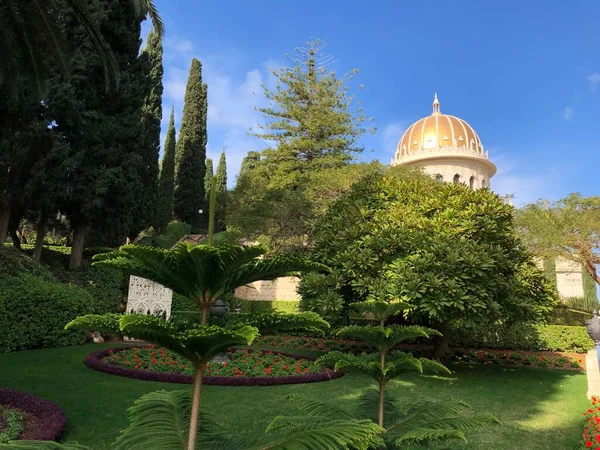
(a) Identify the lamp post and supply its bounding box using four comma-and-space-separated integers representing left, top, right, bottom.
586, 310, 600, 359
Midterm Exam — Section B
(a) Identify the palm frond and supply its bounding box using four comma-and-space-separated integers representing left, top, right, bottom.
418, 357, 451, 376
233, 311, 329, 334
285, 394, 356, 420
118, 314, 187, 357
64, 313, 122, 335
257, 417, 383, 450
182, 325, 259, 364
130, 0, 165, 37
350, 300, 408, 323
390, 428, 467, 446
334, 325, 439, 352
112, 389, 228, 450
316, 352, 383, 381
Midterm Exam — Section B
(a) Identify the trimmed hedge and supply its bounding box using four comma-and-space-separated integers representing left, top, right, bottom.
0, 274, 93, 352
450, 323, 593, 353
235, 299, 299, 314
136, 221, 191, 249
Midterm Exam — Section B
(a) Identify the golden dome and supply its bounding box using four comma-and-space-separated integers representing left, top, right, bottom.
397, 94, 484, 156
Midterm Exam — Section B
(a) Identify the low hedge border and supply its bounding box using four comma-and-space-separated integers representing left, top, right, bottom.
85, 347, 343, 386
0, 389, 67, 441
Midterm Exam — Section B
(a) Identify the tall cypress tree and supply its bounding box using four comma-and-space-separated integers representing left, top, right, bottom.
130, 27, 163, 240
238, 151, 260, 179
174, 58, 207, 228
215, 150, 227, 231
155, 106, 176, 233
204, 158, 213, 199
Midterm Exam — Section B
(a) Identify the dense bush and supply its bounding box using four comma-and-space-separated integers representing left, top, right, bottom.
549, 305, 589, 326
0, 274, 93, 352
565, 296, 599, 314
136, 221, 191, 249
0, 246, 53, 280
450, 323, 593, 353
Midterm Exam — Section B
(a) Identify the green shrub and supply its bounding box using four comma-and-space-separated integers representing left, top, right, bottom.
0, 246, 53, 280
564, 296, 599, 314
450, 323, 593, 353
548, 305, 589, 326
137, 221, 191, 249
0, 274, 93, 352
229, 298, 299, 314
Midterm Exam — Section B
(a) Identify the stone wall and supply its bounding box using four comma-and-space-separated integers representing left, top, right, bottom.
234, 276, 301, 302
555, 257, 584, 299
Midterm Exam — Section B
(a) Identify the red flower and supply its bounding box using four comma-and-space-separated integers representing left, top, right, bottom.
223, 362, 228, 367
151, 358, 156, 364
586, 441, 593, 448
257, 361, 262, 365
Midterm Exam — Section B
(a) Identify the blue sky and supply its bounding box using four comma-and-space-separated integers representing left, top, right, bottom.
150, 0, 600, 205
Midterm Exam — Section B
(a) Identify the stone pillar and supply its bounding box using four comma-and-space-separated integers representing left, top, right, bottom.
586, 348, 600, 399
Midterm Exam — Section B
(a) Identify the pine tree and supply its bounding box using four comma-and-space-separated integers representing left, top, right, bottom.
238, 151, 260, 179
155, 107, 176, 234
130, 26, 163, 240
215, 150, 227, 231
204, 158, 213, 199
174, 58, 207, 228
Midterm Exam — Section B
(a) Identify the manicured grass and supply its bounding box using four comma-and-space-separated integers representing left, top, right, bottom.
0, 344, 588, 449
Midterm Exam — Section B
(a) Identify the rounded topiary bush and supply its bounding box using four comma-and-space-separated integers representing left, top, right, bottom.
0, 273, 93, 352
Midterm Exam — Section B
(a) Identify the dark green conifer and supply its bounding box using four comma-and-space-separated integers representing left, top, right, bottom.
174, 58, 207, 228
155, 107, 176, 233
204, 158, 213, 199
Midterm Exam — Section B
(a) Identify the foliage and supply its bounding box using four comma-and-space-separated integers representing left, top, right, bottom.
238, 151, 260, 178
310, 167, 557, 355
516, 194, 600, 288
105, 346, 320, 378
450, 323, 594, 353
0, 273, 92, 352
0, 246, 54, 280
549, 305, 590, 326
233, 299, 300, 314
156, 108, 177, 234
204, 158, 213, 200
0, 406, 23, 444
566, 296, 600, 314
215, 151, 227, 231
137, 221, 191, 248
131, 27, 163, 239
92, 243, 326, 321
174, 58, 207, 227
543, 257, 557, 289
584, 269, 599, 304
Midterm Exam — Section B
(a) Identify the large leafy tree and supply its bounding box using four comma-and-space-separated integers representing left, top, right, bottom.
0, 0, 163, 97
309, 167, 556, 357
174, 58, 208, 228
228, 39, 375, 251
129, 27, 163, 241
44, 0, 149, 268
516, 194, 600, 287
155, 107, 177, 234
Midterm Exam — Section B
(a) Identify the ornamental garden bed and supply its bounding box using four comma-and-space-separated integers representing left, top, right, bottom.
0, 389, 67, 442
255, 335, 584, 370
86, 346, 343, 386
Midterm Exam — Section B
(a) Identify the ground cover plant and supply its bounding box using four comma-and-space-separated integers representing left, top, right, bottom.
581, 396, 600, 449
0, 406, 23, 443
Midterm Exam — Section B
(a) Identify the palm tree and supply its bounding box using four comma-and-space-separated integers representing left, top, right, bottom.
92, 243, 325, 325
67, 243, 327, 450
0, 0, 164, 97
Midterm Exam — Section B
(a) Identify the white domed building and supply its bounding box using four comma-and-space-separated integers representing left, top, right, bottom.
391, 94, 496, 189
390, 94, 587, 301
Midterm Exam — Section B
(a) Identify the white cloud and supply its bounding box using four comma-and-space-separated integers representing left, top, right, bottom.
588, 72, 600, 93
563, 106, 575, 120
159, 38, 278, 188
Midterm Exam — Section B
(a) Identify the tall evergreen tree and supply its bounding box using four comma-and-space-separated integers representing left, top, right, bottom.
45, 0, 147, 268
130, 26, 163, 241
238, 151, 260, 179
215, 150, 227, 231
174, 58, 207, 228
204, 158, 213, 199
155, 107, 176, 233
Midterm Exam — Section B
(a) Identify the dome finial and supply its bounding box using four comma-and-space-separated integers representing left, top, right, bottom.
432, 92, 440, 115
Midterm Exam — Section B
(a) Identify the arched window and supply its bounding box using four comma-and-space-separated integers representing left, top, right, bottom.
469, 176, 475, 189
435, 174, 443, 182
482, 179, 487, 188
453, 174, 460, 184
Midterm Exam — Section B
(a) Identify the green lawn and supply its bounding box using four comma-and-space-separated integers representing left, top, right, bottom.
0, 344, 588, 449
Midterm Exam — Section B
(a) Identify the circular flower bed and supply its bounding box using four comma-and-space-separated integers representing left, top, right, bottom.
0, 389, 67, 442
86, 346, 343, 386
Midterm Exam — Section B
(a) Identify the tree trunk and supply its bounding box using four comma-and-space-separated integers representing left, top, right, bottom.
378, 380, 385, 428
33, 216, 48, 262
187, 365, 205, 450
432, 324, 451, 360
10, 229, 21, 249
0, 202, 10, 244
584, 259, 600, 286
69, 221, 87, 270
201, 303, 210, 325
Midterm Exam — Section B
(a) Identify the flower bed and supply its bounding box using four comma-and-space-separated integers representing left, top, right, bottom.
581, 396, 600, 449
256, 335, 584, 370
0, 389, 67, 441
86, 346, 343, 386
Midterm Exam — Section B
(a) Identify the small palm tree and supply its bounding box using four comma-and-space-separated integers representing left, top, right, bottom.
92, 243, 325, 325
0, 0, 164, 97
